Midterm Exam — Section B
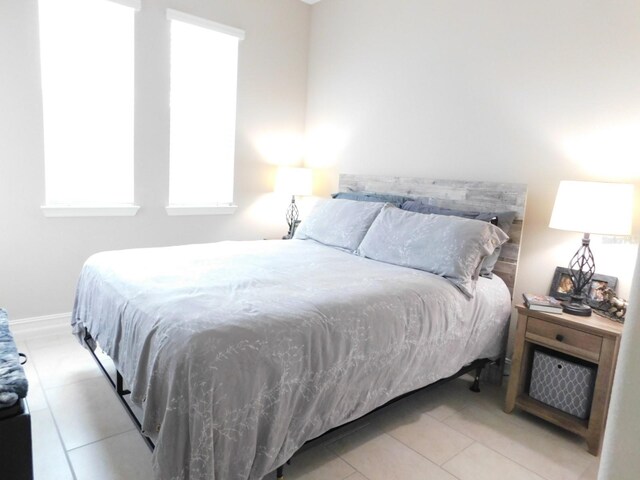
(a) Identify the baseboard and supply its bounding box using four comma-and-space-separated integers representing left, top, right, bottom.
9, 312, 71, 340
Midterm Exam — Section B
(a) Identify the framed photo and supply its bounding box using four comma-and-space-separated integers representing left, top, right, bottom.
550, 268, 575, 300
549, 267, 618, 309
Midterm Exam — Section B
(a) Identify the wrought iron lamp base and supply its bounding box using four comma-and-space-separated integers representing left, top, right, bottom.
562, 298, 592, 317
285, 196, 300, 238
563, 233, 595, 317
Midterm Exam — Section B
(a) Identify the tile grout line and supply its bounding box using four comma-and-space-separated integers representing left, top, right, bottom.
487, 404, 594, 479
375, 386, 481, 468
28, 334, 155, 477
440, 441, 477, 480
323, 432, 374, 480
423, 402, 468, 423
451, 441, 547, 480
378, 429, 467, 477
387, 387, 585, 480
26, 336, 136, 479
65, 427, 138, 453
24, 341, 79, 480
323, 385, 497, 480
385, 415, 475, 466
30, 337, 114, 391
41, 370, 107, 392
343, 471, 369, 480
331, 430, 464, 480
332, 454, 369, 480
440, 404, 558, 480
440, 441, 477, 475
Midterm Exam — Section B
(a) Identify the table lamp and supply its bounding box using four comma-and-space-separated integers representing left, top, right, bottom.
275, 167, 312, 239
549, 181, 634, 316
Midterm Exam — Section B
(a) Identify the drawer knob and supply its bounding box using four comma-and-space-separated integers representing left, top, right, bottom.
556, 334, 564, 342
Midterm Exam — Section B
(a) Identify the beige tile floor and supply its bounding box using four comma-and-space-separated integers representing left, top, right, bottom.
17, 331, 600, 480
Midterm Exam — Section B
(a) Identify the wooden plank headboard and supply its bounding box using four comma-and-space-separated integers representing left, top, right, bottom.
338, 174, 528, 297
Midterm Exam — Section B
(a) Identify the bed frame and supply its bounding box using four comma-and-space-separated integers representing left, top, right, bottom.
85, 341, 492, 477
85, 174, 527, 480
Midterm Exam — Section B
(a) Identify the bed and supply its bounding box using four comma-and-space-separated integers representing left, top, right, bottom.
71, 174, 527, 480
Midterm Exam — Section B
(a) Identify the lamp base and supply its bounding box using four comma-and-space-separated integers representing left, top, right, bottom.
284, 219, 301, 240
285, 196, 300, 238
561, 300, 592, 317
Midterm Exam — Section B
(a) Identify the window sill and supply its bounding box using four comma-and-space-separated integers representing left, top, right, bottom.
41, 205, 141, 217
165, 205, 238, 216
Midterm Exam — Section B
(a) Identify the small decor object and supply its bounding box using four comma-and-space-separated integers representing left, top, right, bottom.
596, 288, 629, 323
523, 293, 563, 314
549, 181, 633, 316
274, 167, 312, 239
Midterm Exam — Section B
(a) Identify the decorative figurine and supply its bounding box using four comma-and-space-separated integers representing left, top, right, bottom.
598, 287, 628, 322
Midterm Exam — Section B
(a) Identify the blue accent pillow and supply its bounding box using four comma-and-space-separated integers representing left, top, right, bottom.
332, 191, 410, 207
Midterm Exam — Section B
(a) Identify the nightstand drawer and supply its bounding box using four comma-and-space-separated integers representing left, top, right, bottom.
525, 317, 602, 363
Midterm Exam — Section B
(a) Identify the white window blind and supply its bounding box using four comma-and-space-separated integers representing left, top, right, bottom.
168, 10, 243, 209
38, 0, 138, 208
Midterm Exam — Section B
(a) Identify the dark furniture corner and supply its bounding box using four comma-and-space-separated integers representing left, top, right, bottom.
0, 309, 33, 480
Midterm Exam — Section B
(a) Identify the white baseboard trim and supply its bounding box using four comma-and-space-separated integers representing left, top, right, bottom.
9, 312, 71, 340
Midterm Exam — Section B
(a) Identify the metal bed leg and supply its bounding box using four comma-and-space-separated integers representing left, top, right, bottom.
275, 459, 291, 479
116, 371, 131, 395
84, 335, 154, 452
470, 365, 483, 393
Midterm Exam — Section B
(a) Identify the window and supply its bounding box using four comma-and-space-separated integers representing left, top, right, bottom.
38, 0, 139, 217
166, 10, 244, 215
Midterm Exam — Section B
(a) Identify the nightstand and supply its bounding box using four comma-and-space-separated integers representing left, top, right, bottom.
505, 305, 623, 455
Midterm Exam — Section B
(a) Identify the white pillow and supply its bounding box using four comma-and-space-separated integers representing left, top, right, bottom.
357, 205, 509, 297
294, 198, 385, 251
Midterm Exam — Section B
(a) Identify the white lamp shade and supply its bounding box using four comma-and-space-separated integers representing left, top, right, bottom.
549, 181, 634, 235
275, 167, 312, 196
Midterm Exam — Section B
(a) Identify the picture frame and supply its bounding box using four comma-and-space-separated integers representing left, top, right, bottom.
549, 267, 618, 310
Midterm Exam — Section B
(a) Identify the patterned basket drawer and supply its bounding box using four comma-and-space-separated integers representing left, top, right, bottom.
529, 349, 596, 420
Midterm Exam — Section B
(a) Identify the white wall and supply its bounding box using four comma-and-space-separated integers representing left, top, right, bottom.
3, 0, 640, 327
599, 243, 640, 479
0, 0, 311, 319
306, 0, 640, 348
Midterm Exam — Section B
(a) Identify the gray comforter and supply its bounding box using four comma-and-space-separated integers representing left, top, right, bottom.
71, 239, 510, 480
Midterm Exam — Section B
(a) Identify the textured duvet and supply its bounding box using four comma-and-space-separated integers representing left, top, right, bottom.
71, 239, 511, 480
